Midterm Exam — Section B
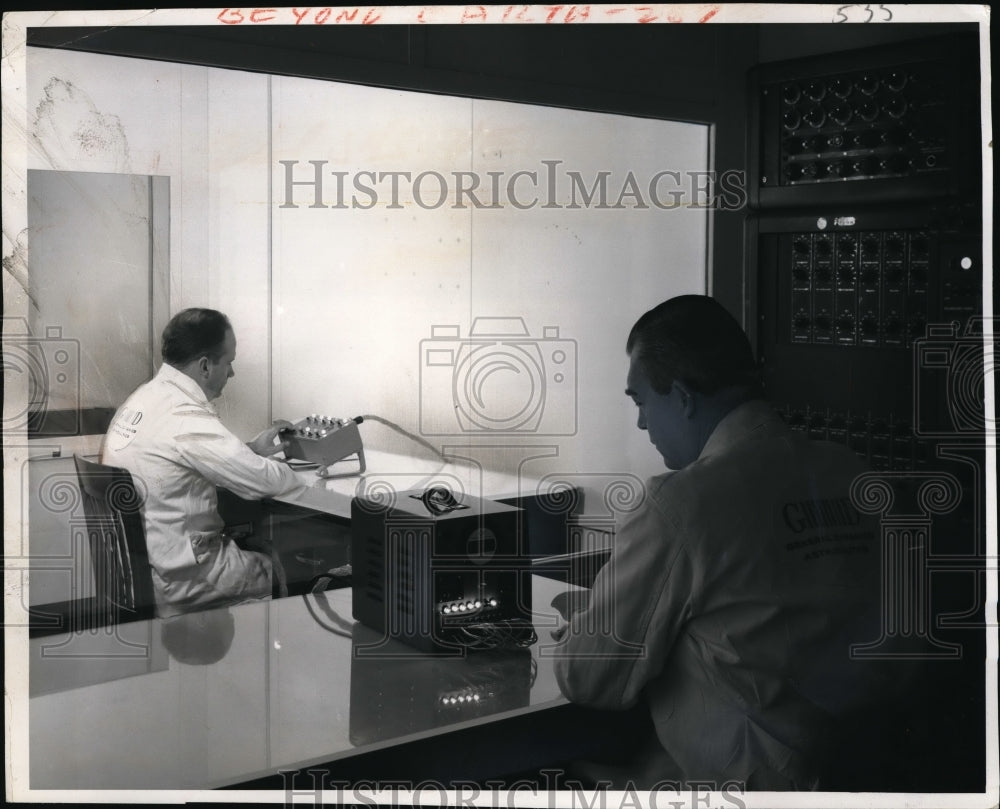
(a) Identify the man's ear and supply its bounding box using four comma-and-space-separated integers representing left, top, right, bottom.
673, 380, 696, 418
196, 356, 210, 377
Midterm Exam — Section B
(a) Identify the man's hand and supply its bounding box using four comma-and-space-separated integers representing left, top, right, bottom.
551, 590, 591, 621
248, 420, 293, 457
550, 591, 590, 642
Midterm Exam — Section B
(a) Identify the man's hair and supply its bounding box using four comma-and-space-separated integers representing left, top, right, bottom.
161, 308, 232, 367
626, 295, 762, 396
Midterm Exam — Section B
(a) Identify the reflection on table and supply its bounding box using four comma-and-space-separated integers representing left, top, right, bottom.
349, 622, 536, 746
28, 575, 570, 790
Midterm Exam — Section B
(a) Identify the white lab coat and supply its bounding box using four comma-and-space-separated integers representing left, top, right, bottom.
553, 400, 885, 788
102, 363, 304, 615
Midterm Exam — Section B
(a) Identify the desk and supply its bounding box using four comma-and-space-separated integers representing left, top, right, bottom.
25, 444, 587, 629
274, 448, 543, 519
263, 449, 607, 592
28, 575, 579, 790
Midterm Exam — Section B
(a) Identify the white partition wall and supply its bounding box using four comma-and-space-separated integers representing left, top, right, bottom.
271, 81, 709, 485
270, 78, 474, 430
468, 100, 708, 482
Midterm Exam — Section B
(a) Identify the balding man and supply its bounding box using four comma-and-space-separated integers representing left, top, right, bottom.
103, 308, 301, 616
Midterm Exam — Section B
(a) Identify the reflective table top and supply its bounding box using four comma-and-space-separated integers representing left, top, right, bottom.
28, 576, 571, 790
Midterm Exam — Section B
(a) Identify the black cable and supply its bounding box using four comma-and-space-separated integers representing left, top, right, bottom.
300, 591, 354, 639
307, 564, 352, 593
450, 619, 537, 651
358, 414, 447, 461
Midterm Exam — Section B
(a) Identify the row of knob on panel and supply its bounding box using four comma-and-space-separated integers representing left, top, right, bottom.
793, 232, 930, 259
781, 70, 913, 105
791, 309, 926, 341
784, 153, 942, 182
782, 97, 913, 131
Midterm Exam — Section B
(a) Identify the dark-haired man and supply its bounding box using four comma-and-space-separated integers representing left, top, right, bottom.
552, 295, 883, 790
102, 308, 302, 616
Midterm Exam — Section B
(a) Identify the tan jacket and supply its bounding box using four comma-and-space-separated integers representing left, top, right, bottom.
553, 400, 883, 787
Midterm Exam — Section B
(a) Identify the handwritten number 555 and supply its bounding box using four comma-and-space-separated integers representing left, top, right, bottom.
835, 5, 893, 23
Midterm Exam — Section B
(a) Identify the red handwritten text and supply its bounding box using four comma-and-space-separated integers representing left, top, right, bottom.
219, 6, 383, 25
217, 5, 719, 25
501, 5, 537, 22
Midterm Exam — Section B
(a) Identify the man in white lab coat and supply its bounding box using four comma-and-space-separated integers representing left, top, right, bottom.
102, 308, 302, 616
552, 295, 886, 790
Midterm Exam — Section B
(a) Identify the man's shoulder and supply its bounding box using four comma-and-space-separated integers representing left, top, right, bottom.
132, 371, 216, 414
105, 372, 221, 453
641, 465, 720, 528
641, 471, 694, 526
650, 429, 866, 504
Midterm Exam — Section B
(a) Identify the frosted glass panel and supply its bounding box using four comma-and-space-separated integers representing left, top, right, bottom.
272, 78, 473, 430
468, 101, 708, 479
271, 79, 708, 482
25, 169, 169, 435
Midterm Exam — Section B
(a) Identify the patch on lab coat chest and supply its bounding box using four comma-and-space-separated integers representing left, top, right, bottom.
105, 405, 144, 451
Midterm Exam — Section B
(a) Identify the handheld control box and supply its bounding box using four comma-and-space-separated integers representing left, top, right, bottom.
281, 415, 366, 477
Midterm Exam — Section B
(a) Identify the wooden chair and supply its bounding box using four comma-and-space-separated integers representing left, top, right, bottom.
73, 455, 156, 623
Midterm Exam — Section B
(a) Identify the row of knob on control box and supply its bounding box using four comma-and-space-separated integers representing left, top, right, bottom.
285, 415, 355, 438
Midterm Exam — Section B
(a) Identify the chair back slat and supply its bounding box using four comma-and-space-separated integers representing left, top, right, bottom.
73, 455, 156, 619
